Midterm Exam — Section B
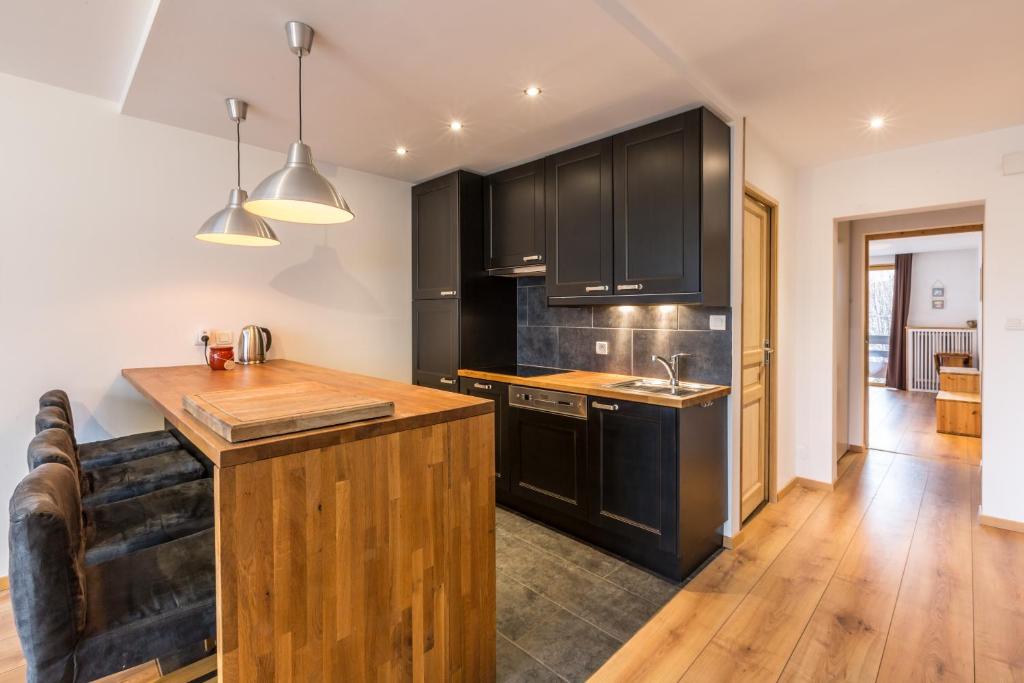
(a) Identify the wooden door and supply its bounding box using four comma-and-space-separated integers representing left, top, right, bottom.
545, 139, 614, 297
485, 160, 545, 269
740, 195, 772, 521
412, 299, 459, 391
612, 110, 701, 296
588, 398, 678, 552
412, 173, 459, 300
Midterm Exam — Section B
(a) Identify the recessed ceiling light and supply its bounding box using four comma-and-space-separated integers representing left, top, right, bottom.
395, 146, 408, 156
449, 120, 463, 131
869, 116, 886, 130
524, 86, 542, 97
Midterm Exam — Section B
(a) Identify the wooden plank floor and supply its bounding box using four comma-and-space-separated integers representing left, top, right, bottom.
869, 386, 980, 465
592, 449, 1024, 682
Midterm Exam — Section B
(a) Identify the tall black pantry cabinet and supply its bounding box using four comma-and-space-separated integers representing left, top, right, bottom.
411, 171, 516, 391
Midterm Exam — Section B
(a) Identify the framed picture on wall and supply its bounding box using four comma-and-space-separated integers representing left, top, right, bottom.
932, 286, 945, 297
932, 299, 945, 309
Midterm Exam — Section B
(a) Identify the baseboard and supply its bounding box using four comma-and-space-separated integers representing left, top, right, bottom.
847, 444, 866, 453
979, 510, 1024, 534
776, 478, 798, 501
794, 476, 834, 492
0, 575, 7, 591
722, 527, 745, 549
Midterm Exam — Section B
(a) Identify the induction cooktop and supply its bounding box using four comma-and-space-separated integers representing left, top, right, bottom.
476, 365, 570, 378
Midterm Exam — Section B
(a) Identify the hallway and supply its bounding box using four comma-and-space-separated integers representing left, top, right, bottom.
869, 385, 981, 465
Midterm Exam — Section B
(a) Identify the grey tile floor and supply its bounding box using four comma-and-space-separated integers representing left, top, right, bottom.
496, 507, 682, 682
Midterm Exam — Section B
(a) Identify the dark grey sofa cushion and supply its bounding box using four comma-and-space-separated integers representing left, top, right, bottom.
83, 450, 205, 507
76, 529, 216, 680
84, 478, 214, 566
27, 429, 81, 486
8, 463, 86, 683
35, 406, 74, 447
39, 390, 74, 430
78, 430, 181, 471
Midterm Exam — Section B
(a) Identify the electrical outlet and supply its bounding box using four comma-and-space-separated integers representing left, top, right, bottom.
1007, 317, 1024, 331
194, 329, 234, 346
709, 315, 727, 331
595, 341, 609, 355
194, 329, 210, 346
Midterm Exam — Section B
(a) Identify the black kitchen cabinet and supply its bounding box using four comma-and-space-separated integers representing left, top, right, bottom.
544, 139, 614, 298
588, 398, 678, 552
485, 160, 546, 271
411, 171, 517, 391
461, 378, 509, 490
412, 299, 459, 391
546, 106, 730, 306
508, 405, 588, 520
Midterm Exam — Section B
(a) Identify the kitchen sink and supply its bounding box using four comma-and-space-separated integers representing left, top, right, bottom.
603, 378, 716, 397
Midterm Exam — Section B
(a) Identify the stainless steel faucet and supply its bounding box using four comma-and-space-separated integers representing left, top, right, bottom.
651, 353, 691, 386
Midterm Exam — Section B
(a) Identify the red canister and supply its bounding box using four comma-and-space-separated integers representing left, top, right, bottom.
208, 346, 235, 371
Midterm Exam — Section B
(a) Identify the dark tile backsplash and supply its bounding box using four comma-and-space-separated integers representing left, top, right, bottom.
516, 278, 732, 385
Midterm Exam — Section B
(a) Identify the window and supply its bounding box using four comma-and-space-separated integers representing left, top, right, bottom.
867, 265, 894, 384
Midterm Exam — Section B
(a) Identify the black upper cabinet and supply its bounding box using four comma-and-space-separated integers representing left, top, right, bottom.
485, 160, 546, 271
412, 174, 459, 300
547, 106, 731, 306
544, 139, 614, 298
461, 379, 509, 490
410, 171, 516, 389
588, 399, 678, 552
412, 299, 459, 391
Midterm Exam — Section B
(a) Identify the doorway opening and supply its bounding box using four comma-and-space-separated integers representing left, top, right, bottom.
863, 225, 982, 464
740, 187, 778, 523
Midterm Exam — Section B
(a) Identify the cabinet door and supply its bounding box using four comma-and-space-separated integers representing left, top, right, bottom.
412, 174, 460, 300
588, 398, 677, 551
545, 139, 614, 298
485, 160, 545, 269
508, 407, 587, 519
461, 379, 509, 491
613, 110, 701, 296
412, 299, 459, 391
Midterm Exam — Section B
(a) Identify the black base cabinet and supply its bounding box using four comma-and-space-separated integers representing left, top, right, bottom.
499, 395, 727, 582
460, 378, 509, 491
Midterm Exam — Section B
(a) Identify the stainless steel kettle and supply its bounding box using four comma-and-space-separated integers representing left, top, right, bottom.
237, 325, 272, 364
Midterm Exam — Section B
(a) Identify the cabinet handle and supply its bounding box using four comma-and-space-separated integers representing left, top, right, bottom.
473, 382, 492, 390
440, 290, 457, 297
522, 255, 543, 262
700, 401, 714, 408
440, 377, 456, 385
616, 283, 644, 291
592, 401, 619, 411
585, 285, 609, 292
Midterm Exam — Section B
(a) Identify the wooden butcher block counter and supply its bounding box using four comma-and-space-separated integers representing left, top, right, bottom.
123, 360, 496, 682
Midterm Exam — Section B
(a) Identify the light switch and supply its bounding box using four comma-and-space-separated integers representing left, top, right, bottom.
709, 315, 727, 331
595, 341, 609, 355
1007, 317, 1024, 331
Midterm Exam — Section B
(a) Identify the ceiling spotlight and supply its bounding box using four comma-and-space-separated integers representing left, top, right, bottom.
524, 86, 542, 97
449, 120, 463, 131
395, 146, 408, 156
869, 116, 886, 130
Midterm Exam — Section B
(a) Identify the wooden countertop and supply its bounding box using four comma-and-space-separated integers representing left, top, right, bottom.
458, 368, 731, 409
123, 360, 492, 468
936, 390, 981, 404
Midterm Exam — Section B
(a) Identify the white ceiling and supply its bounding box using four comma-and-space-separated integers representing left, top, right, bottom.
870, 232, 981, 258
3, 0, 1024, 181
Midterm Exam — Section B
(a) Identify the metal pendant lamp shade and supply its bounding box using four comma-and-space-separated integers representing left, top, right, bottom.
196, 99, 280, 247
245, 22, 354, 225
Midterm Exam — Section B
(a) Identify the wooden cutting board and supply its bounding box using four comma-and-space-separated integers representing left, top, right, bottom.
183, 380, 395, 442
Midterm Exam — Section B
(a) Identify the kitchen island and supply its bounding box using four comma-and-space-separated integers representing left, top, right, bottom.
123, 360, 496, 682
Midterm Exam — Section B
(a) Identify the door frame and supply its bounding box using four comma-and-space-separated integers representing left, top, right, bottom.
741, 184, 779, 518
861, 223, 983, 448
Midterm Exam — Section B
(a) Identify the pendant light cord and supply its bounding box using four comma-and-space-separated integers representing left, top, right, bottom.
235, 120, 241, 188
297, 53, 304, 142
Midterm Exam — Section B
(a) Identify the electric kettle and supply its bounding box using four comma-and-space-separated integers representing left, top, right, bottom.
237, 325, 272, 364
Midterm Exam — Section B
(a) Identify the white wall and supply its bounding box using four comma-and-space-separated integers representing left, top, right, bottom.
787, 123, 1024, 525
907, 249, 980, 328
743, 126, 799, 499
0, 73, 412, 571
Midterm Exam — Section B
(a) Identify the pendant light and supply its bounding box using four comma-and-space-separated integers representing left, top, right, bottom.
244, 21, 354, 225
195, 98, 280, 246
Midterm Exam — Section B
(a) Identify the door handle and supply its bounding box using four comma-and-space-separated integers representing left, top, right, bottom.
440, 377, 456, 385
592, 401, 619, 411
522, 255, 543, 262
473, 382, 492, 390
616, 283, 644, 291
440, 290, 457, 297
585, 285, 609, 292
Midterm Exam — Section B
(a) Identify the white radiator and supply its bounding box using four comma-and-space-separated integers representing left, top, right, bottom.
906, 327, 978, 392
